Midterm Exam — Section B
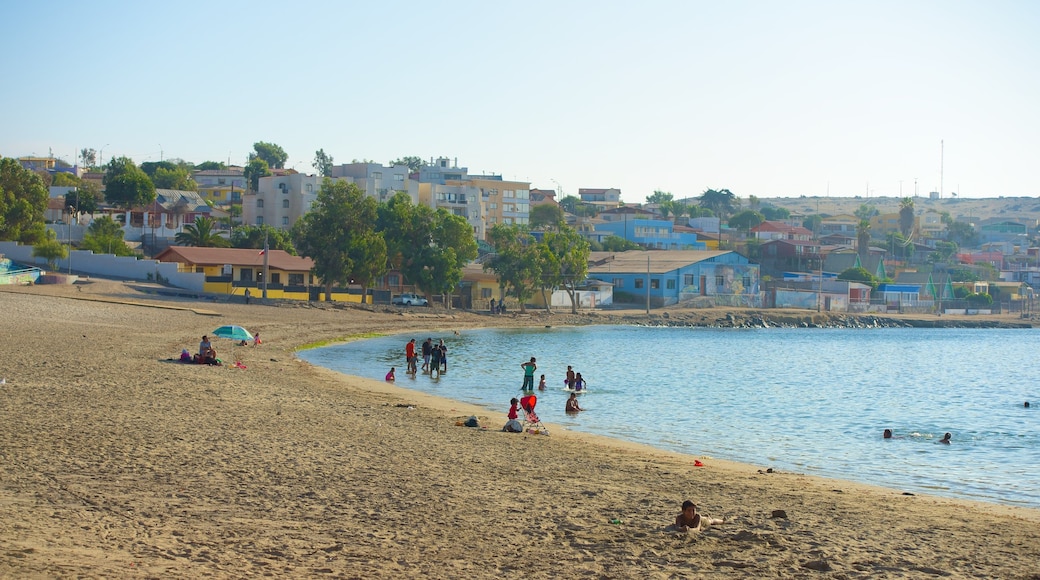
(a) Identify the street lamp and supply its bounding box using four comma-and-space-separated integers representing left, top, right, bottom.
99, 143, 110, 168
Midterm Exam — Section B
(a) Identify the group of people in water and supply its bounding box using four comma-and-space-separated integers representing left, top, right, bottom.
402, 337, 449, 377
515, 357, 588, 413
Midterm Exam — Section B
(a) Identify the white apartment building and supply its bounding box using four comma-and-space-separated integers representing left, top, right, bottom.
329, 162, 412, 203
243, 173, 321, 230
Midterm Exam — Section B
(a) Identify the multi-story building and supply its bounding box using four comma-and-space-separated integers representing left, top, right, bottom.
242, 173, 321, 230
578, 187, 621, 209
412, 158, 530, 241
329, 162, 410, 203
194, 168, 246, 205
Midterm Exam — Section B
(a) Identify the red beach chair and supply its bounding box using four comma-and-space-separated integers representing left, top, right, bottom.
520, 394, 548, 435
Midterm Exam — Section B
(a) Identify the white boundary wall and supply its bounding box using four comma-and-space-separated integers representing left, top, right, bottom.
0, 241, 205, 292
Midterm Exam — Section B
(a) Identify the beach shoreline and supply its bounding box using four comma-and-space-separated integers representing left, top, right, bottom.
2, 282, 1039, 578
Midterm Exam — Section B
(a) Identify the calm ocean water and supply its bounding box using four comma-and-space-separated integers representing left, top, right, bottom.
298, 326, 1040, 508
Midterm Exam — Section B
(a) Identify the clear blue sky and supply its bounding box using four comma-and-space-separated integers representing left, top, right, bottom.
3, 0, 1038, 202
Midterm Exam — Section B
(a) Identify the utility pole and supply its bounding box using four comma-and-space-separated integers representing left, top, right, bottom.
262, 230, 270, 300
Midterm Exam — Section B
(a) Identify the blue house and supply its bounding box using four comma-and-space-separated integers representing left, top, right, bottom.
587, 250, 759, 307
592, 218, 705, 250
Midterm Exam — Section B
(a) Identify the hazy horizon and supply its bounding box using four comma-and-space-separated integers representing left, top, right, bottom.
3, 1, 1038, 203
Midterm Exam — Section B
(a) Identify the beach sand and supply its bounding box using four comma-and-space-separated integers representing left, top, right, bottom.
2, 282, 1039, 578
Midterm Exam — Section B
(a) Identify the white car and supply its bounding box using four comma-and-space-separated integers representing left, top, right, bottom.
392, 293, 428, 306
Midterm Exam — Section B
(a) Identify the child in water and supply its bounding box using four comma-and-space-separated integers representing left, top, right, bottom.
385, 367, 395, 382
538, 375, 546, 391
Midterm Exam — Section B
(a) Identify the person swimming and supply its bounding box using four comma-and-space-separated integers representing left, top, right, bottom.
939, 432, 952, 444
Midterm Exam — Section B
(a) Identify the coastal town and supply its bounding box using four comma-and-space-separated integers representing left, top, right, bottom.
3, 148, 1039, 320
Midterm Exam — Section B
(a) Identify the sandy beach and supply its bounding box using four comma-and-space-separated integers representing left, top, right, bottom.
2, 282, 1039, 578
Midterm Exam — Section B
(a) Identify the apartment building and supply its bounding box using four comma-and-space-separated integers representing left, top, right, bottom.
329, 162, 411, 203
194, 168, 246, 205
242, 173, 321, 230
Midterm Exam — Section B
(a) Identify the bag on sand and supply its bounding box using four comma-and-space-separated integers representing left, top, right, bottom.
503, 419, 523, 433
464, 416, 479, 428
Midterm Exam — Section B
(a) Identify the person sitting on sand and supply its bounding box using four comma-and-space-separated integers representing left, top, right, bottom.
565, 392, 584, 413
674, 500, 724, 532
503, 398, 523, 432
939, 432, 952, 444
199, 336, 212, 359
385, 367, 395, 382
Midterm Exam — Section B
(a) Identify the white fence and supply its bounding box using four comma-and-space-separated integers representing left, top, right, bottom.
0, 241, 205, 292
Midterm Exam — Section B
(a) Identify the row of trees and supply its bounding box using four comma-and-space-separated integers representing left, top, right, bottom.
484, 224, 592, 314
291, 182, 478, 306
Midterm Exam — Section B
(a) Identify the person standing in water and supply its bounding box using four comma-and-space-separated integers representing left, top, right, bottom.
520, 357, 537, 390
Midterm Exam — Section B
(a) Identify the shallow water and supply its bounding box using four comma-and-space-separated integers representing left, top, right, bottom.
298, 326, 1040, 507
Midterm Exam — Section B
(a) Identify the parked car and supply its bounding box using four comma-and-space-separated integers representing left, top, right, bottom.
392, 293, 428, 306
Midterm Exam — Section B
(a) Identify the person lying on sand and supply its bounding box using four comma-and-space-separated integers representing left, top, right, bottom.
673, 500, 724, 532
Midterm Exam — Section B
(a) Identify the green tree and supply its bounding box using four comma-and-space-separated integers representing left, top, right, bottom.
0, 157, 49, 243
530, 203, 565, 230
103, 157, 156, 211
31, 229, 68, 270
698, 188, 738, 221
601, 235, 642, 252
249, 141, 288, 169
64, 181, 101, 216
947, 221, 979, 248
763, 206, 791, 221
539, 226, 591, 313
802, 214, 823, 233
857, 220, 871, 261
485, 224, 541, 313
646, 190, 673, 205
390, 156, 423, 172
80, 215, 135, 256
152, 166, 198, 191
230, 224, 296, 254
424, 209, 478, 306
140, 160, 177, 177
854, 204, 879, 221
899, 197, 915, 238
195, 161, 227, 171
728, 210, 764, 234
174, 216, 229, 247
52, 172, 79, 187
243, 157, 271, 192
313, 149, 334, 177
837, 266, 878, 290
79, 148, 97, 169
295, 180, 386, 301
687, 205, 714, 218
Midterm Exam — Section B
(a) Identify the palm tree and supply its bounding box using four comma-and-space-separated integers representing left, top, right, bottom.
698, 188, 738, 222
899, 197, 915, 239
857, 220, 871, 261
175, 216, 228, 247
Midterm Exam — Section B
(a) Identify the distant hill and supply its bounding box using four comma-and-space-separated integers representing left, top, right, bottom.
753, 195, 1040, 225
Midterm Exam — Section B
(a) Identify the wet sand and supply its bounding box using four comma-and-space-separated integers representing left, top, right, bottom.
2, 282, 1039, 578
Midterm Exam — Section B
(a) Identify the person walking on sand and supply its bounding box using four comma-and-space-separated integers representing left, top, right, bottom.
673, 500, 724, 532
520, 357, 537, 391
565, 392, 584, 413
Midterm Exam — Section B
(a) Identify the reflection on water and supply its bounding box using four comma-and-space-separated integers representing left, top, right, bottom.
299, 326, 1040, 507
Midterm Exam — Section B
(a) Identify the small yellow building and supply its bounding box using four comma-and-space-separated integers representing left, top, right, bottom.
154, 246, 369, 303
